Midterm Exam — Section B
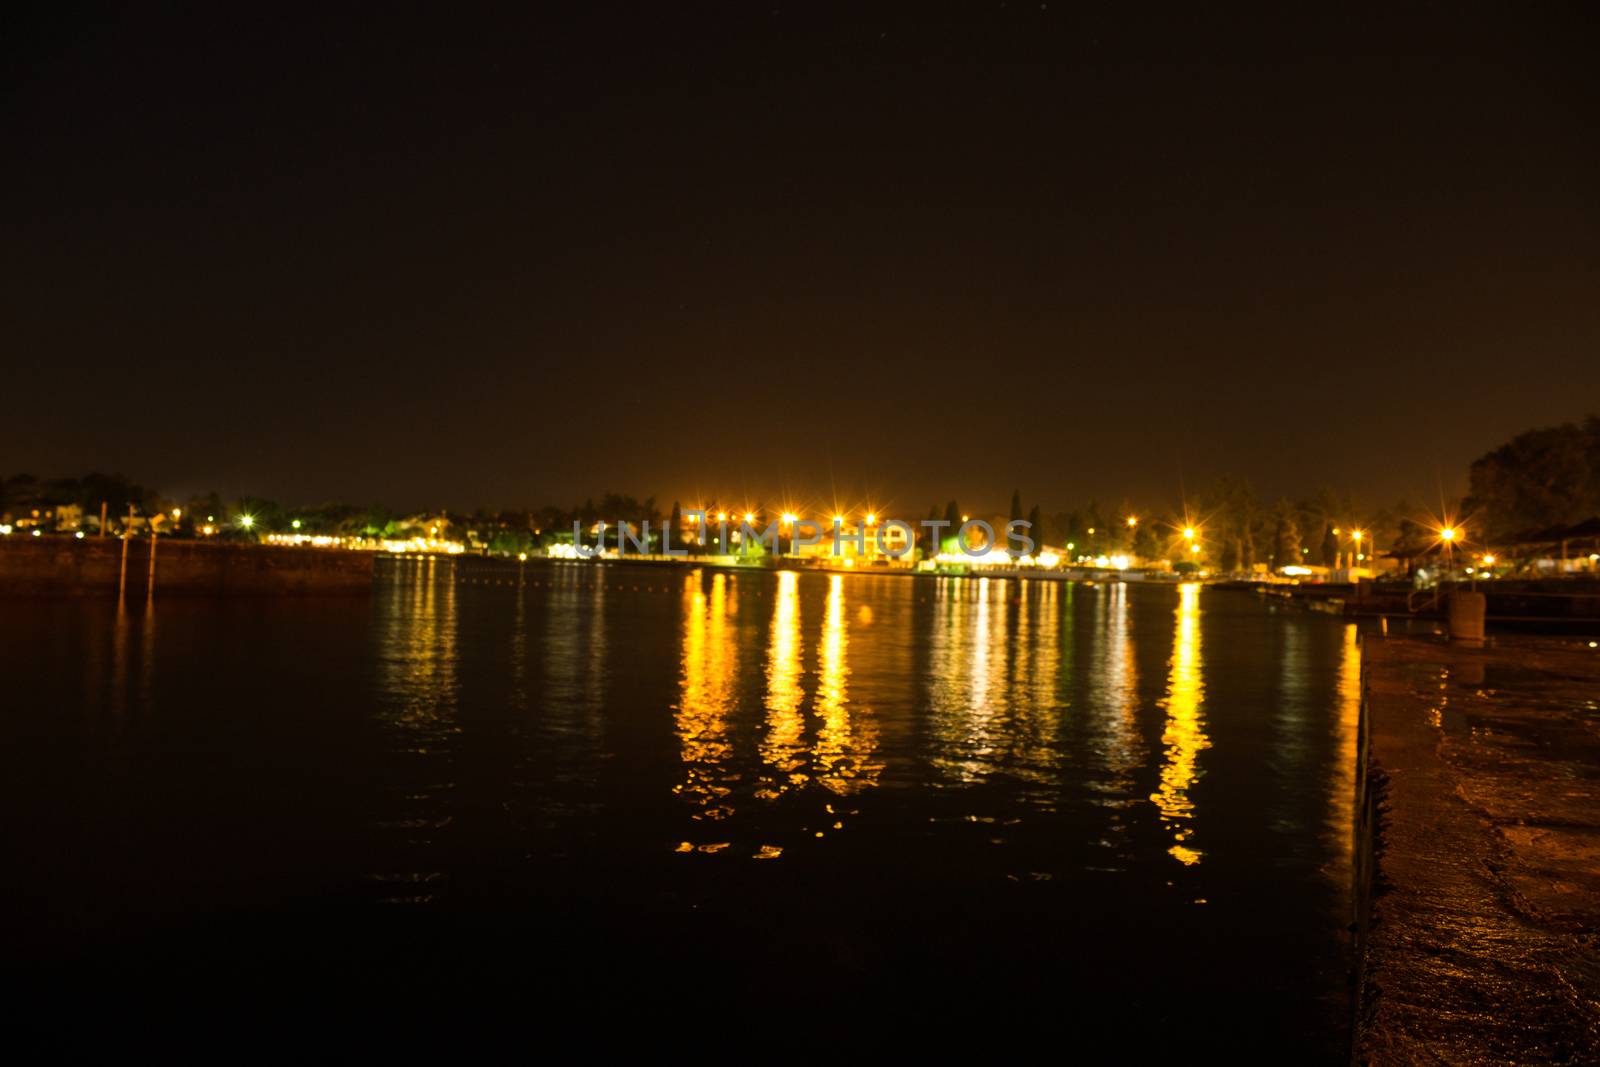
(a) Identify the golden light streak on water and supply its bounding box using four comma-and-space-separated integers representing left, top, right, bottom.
675, 572, 738, 818
814, 573, 880, 794
1086, 582, 1143, 852
1152, 582, 1209, 865
758, 570, 807, 798
1327, 623, 1362, 880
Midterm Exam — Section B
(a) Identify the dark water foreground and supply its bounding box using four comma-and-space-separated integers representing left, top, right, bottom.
4, 562, 1364, 1054
1359, 636, 1600, 1062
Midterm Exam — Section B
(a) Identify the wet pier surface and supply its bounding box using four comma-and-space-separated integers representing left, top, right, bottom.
1361, 636, 1600, 1063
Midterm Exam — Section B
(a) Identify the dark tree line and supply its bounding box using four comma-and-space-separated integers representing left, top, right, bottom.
1464, 414, 1600, 540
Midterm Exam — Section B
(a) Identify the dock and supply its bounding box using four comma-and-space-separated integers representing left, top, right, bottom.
1356, 635, 1600, 1062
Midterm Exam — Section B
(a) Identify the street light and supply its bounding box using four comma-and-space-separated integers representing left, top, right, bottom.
1440, 527, 1457, 542
1126, 516, 1138, 527
239, 514, 255, 530
1182, 527, 1196, 541
866, 512, 877, 525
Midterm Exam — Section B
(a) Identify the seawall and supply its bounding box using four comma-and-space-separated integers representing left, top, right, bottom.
0, 536, 374, 596
1354, 635, 1600, 1062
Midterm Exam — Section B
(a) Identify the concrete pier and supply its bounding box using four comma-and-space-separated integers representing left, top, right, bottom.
1356, 636, 1600, 1062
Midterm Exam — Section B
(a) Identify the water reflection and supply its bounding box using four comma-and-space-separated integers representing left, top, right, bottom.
377, 557, 459, 740
758, 570, 807, 798
1151, 582, 1209, 865
1327, 623, 1362, 881
813, 574, 880, 795
1086, 583, 1143, 852
675, 572, 739, 819
1008, 581, 1063, 789
926, 578, 1012, 783
544, 568, 607, 734
371, 558, 462, 900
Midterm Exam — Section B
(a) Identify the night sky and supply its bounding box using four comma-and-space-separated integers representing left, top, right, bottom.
6, 5, 1597, 515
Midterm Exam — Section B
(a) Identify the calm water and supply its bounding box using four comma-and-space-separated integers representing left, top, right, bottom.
4, 560, 1363, 1054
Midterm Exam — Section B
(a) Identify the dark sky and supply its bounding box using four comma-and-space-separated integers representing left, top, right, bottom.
5, 4, 1597, 517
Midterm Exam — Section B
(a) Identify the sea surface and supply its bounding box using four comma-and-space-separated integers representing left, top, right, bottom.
4, 560, 1366, 1055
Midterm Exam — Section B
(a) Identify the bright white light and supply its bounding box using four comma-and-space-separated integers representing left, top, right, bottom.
1283, 565, 1312, 576
239, 514, 255, 529
935, 547, 1012, 566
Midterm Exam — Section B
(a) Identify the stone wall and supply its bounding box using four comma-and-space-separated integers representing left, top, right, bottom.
0, 536, 374, 596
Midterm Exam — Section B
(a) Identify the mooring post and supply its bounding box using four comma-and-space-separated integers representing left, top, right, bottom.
118, 529, 130, 600
147, 528, 158, 598
1448, 589, 1486, 648
117, 503, 135, 600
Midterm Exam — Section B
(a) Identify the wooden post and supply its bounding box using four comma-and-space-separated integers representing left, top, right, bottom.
147, 529, 158, 598
100, 500, 108, 537
118, 531, 130, 600
117, 503, 135, 600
